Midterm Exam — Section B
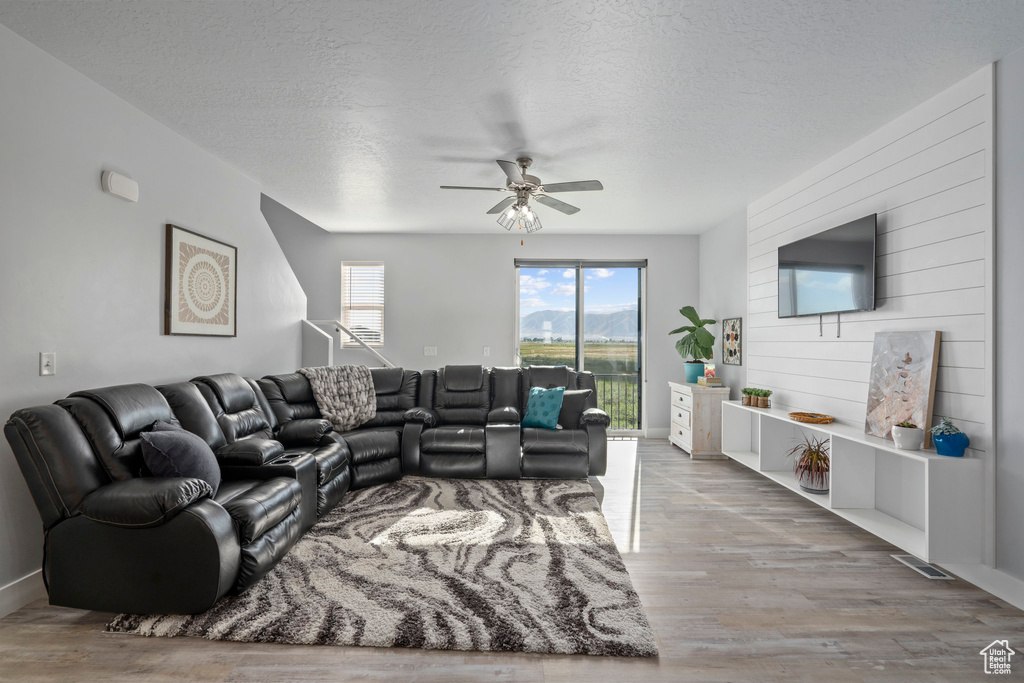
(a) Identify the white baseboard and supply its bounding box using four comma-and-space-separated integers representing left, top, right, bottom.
0, 569, 45, 618
646, 428, 669, 439
939, 563, 1024, 612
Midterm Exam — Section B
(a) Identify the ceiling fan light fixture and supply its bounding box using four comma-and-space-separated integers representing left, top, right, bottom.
496, 206, 518, 231
522, 210, 543, 233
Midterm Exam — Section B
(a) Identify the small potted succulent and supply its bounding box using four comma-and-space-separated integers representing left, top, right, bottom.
931, 417, 969, 457
741, 388, 753, 406
758, 389, 772, 409
891, 421, 925, 451
787, 433, 830, 494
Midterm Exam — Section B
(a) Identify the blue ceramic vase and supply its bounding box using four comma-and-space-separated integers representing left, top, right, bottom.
933, 432, 969, 457
684, 362, 705, 383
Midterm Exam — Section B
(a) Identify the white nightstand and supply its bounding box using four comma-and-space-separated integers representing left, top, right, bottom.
668, 381, 730, 459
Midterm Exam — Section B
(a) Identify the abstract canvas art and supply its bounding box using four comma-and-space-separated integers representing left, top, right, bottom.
722, 317, 742, 365
864, 330, 941, 444
165, 224, 236, 337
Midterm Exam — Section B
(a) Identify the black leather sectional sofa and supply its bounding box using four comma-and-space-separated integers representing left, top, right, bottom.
4, 364, 610, 615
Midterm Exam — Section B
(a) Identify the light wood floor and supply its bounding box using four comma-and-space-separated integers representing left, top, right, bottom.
2, 438, 1021, 682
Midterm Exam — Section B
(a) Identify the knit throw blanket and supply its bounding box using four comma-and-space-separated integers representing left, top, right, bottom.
299, 365, 376, 432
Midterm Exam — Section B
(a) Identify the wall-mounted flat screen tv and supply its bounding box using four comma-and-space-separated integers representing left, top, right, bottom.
777, 214, 877, 318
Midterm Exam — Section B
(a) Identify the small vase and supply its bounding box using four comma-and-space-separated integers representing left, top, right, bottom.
933, 432, 969, 457
684, 362, 705, 383
758, 396, 770, 408
892, 426, 925, 451
742, 395, 751, 406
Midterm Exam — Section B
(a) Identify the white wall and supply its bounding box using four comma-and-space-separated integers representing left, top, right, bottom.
261, 196, 700, 433
699, 210, 748, 399
0, 25, 307, 615
745, 65, 995, 559
995, 48, 1024, 581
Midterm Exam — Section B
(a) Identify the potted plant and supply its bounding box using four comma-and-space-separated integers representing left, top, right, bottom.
758, 389, 772, 408
669, 305, 716, 383
891, 421, 925, 451
931, 417, 969, 457
787, 433, 830, 494
741, 388, 752, 406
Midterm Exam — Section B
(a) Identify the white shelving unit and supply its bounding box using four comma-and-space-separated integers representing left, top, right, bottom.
721, 401, 984, 563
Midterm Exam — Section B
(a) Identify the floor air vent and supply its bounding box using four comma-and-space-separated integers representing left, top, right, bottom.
891, 554, 954, 580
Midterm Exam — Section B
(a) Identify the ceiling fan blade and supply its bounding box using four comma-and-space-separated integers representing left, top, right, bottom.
496, 159, 525, 184
440, 185, 508, 191
540, 180, 604, 193
534, 194, 580, 215
486, 197, 517, 214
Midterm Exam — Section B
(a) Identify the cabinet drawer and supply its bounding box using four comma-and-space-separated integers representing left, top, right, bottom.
671, 406, 691, 430
671, 422, 692, 449
671, 389, 693, 411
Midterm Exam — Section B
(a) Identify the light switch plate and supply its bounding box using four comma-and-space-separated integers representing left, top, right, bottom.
40, 352, 56, 376
424, 346, 437, 356
483, 346, 490, 356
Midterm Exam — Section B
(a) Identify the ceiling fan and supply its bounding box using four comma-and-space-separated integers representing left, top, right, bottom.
440, 157, 604, 233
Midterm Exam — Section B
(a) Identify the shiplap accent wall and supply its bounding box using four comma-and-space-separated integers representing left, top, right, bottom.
746, 66, 994, 477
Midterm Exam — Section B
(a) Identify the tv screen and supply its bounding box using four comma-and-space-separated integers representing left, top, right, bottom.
777, 214, 876, 318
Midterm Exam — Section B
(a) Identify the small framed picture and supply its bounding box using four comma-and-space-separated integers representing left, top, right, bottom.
165, 224, 237, 337
722, 317, 742, 365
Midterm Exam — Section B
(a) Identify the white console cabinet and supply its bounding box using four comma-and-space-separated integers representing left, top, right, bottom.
668, 381, 730, 459
721, 401, 983, 563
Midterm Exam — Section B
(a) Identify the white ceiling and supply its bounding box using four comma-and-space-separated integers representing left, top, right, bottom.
2, 1, 1023, 234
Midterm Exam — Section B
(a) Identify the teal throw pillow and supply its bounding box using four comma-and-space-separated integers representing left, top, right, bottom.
522, 386, 565, 430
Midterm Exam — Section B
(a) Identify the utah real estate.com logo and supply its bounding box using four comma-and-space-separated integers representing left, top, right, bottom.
980, 640, 1015, 675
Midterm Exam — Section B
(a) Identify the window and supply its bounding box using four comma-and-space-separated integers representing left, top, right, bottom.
341, 262, 384, 347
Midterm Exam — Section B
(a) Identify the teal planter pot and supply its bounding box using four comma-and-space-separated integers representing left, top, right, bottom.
933, 432, 969, 457
684, 362, 705, 383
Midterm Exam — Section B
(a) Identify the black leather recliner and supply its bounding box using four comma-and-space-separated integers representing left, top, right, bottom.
403, 365, 520, 478
259, 367, 419, 490
515, 366, 611, 478
3, 384, 305, 614
186, 373, 351, 522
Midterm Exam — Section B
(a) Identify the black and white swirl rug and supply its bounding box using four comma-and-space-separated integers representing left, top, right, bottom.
107, 477, 658, 657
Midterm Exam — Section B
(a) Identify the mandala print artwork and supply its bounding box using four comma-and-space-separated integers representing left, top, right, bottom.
165, 224, 237, 336
722, 317, 742, 365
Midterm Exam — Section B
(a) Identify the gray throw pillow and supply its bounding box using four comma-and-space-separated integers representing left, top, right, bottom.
558, 389, 593, 429
140, 429, 221, 496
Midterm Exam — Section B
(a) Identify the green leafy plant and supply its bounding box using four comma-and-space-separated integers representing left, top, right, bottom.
896, 421, 918, 429
762, 389, 773, 398
787, 434, 830, 490
930, 417, 961, 436
669, 306, 716, 362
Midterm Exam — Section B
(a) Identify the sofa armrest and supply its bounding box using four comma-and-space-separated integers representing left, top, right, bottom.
75, 478, 212, 529
275, 419, 332, 447
580, 408, 611, 427
216, 438, 285, 466
487, 406, 520, 424
404, 407, 439, 428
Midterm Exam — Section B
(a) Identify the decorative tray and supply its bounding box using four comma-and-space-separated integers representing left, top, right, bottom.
788, 412, 835, 424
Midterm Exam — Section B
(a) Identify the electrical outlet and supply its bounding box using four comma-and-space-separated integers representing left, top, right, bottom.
483, 346, 490, 357
424, 346, 437, 356
39, 352, 56, 376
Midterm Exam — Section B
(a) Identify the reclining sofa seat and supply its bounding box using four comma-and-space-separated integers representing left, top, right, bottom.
517, 366, 610, 478
3, 383, 303, 614
258, 367, 418, 490
403, 365, 521, 479
185, 373, 350, 522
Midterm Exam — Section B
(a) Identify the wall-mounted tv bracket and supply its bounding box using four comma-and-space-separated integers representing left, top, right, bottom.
819, 313, 842, 338
819, 314, 823, 337
836, 312, 841, 338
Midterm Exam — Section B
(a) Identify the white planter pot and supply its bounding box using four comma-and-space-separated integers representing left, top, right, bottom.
892, 426, 925, 451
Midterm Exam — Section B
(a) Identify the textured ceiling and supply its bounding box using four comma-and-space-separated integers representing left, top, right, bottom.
2, 1, 1023, 234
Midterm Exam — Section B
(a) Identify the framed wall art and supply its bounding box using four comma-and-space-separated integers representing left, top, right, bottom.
722, 317, 742, 365
165, 224, 237, 337
864, 330, 941, 445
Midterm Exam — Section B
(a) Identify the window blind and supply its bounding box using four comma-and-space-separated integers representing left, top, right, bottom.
341, 262, 385, 347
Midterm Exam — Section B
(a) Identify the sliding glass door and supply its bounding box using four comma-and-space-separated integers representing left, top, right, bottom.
516, 260, 645, 431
